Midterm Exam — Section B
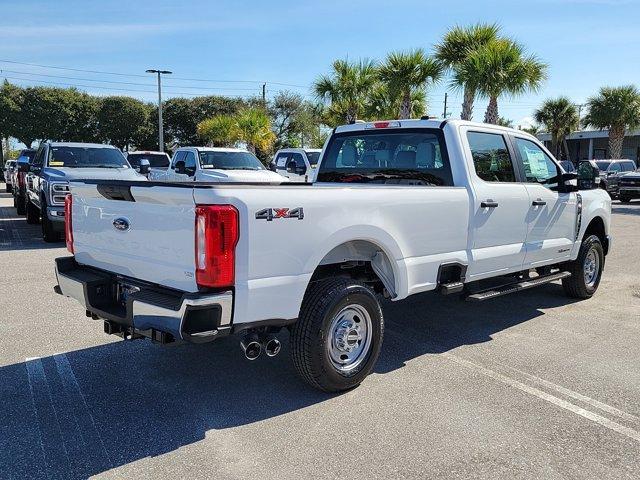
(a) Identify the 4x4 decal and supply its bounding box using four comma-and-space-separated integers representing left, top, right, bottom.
256, 207, 304, 221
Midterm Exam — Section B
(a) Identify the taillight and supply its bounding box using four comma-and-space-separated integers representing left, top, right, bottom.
64, 194, 74, 254
195, 205, 239, 288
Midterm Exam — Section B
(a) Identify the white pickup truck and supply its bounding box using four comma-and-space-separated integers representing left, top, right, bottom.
148, 146, 285, 183
54, 119, 611, 392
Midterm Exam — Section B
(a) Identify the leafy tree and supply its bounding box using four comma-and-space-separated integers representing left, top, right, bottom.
435, 23, 500, 120
197, 115, 238, 147
583, 85, 640, 159
197, 108, 275, 158
164, 95, 247, 146
269, 91, 324, 149
96, 96, 151, 150
534, 97, 578, 159
454, 39, 546, 125
0, 81, 23, 166
377, 49, 442, 119
365, 84, 426, 120
496, 116, 514, 128
314, 59, 378, 125
521, 124, 542, 136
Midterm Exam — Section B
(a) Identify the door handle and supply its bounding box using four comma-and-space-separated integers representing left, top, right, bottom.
480, 200, 499, 208
532, 199, 547, 206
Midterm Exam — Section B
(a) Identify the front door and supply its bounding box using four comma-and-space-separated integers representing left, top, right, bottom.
463, 128, 531, 280
511, 136, 577, 266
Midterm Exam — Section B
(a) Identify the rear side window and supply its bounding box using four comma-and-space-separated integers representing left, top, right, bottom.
467, 132, 515, 182
275, 152, 290, 169
305, 151, 321, 166
317, 129, 452, 186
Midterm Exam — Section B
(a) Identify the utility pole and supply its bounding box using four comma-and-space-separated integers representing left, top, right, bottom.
575, 103, 584, 129
262, 83, 266, 105
146, 69, 172, 152
442, 93, 449, 119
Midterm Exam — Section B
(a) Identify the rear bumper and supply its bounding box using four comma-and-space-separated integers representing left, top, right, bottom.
54, 256, 233, 343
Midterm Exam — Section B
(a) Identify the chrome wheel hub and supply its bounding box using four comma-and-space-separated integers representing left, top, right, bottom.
327, 304, 372, 373
583, 247, 600, 288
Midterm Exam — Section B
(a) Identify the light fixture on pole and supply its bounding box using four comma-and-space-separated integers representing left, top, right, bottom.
146, 69, 172, 152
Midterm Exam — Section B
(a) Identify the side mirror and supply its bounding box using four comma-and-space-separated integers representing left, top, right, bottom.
185, 166, 196, 177
607, 170, 616, 176
558, 172, 579, 193
286, 162, 296, 174
138, 159, 150, 175
577, 161, 601, 190
18, 161, 30, 173
296, 165, 307, 175
174, 161, 185, 174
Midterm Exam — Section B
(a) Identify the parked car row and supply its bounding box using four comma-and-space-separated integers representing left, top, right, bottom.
4, 142, 302, 242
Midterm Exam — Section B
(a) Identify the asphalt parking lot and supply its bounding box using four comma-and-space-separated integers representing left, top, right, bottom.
1, 186, 639, 480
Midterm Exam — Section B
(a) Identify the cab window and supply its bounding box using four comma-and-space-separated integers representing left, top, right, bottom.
513, 137, 560, 188
467, 132, 516, 182
171, 151, 187, 169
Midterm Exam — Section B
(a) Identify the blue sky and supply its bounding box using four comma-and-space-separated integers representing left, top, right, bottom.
1, 0, 639, 128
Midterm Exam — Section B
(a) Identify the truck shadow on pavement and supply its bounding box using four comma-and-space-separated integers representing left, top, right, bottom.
0, 201, 65, 251
1, 284, 577, 479
612, 203, 640, 216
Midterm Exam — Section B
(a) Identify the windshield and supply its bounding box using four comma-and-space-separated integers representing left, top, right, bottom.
595, 161, 611, 171
21, 150, 36, 161
559, 160, 575, 173
128, 153, 169, 168
199, 151, 265, 170
305, 151, 321, 166
48, 147, 129, 168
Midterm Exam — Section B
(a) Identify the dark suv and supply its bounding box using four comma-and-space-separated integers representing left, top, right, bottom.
594, 159, 637, 197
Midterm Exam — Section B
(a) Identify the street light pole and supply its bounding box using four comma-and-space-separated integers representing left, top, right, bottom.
146, 69, 172, 152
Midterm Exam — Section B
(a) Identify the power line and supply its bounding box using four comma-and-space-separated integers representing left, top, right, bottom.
0, 59, 309, 89
0, 69, 264, 92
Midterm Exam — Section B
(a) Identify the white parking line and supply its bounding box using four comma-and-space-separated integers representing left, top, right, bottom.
384, 328, 640, 444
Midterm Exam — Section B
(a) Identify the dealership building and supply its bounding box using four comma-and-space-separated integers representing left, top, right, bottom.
537, 129, 640, 163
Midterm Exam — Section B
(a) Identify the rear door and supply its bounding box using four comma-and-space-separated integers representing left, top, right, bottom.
71, 182, 199, 292
511, 136, 577, 266
462, 128, 531, 279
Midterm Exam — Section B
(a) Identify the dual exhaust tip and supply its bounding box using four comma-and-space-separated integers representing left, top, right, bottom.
240, 333, 281, 360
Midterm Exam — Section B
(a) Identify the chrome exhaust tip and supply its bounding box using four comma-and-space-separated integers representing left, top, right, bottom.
263, 335, 281, 357
240, 334, 262, 360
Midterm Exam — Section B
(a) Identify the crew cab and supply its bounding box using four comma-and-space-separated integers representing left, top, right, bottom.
24, 142, 142, 242
618, 169, 640, 203
271, 148, 322, 182
54, 119, 611, 392
126, 150, 170, 176
149, 147, 285, 183
3, 160, 16, 192
11, 149, 36, 214
594, 159, 637, 197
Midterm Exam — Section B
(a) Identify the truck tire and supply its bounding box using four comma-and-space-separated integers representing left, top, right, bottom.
290, 278, 384, 392
4, 183, 10, 193
41, 201, 60, 242
619, 196, 631, 203
26, 199, 40, 224
16, 195, 26, 215
562, 234, 604, 299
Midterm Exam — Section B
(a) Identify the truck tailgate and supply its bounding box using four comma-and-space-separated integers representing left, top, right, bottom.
70, 182, 198, 292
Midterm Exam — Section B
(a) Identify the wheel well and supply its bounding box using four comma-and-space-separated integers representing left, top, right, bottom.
310, 240, 396, 297
584, 216, 608, 255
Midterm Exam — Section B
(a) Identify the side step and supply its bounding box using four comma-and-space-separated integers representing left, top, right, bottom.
465, 271, 571, 302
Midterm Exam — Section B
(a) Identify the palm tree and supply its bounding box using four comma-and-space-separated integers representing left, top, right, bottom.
197, 114, 238, 147
365, 84, 427, 120
377, 49, 443, 119
235, 108, 275, 154
583, 85, 640, 159
534, 97, 579, 160
435, 23, 500, 120
313, 59, 378, 124
455, 39, 546, 125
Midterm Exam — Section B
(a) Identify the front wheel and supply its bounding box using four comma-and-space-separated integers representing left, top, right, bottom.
4, 183, 10, 193
16, 195, 26, 215
562, 235, 604, 299
619, 196, 631, 204
26, 199, 40, 224
290, 278, 384, 392
41, 202, 61, 242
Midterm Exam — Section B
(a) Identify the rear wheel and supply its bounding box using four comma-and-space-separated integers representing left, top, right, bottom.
4, 183, 10, 193
26, 199, 40, 224
290, 278, 384, 392
619, 196, 631, 203
562, 235, 604, 299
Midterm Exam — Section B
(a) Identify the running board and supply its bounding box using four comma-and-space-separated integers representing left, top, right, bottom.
465, 271, 571, 302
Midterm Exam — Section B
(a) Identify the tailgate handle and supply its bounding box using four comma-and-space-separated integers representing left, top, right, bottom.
480, 200, 499, 208
97, 184, 135, 202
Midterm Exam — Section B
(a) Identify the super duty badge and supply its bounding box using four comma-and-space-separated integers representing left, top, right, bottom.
256, 207, 304, 221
